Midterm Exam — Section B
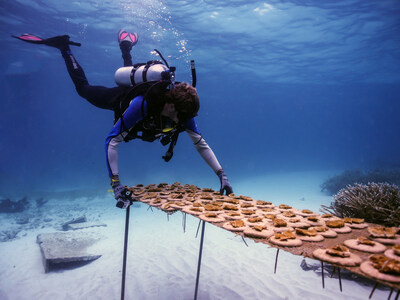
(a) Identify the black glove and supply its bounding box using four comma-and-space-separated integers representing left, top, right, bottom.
111, 179, 133, 209
217, 169, 233, 195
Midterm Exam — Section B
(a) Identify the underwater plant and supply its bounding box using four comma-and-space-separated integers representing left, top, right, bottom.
321, 182, 400, 226
321, 169, 400, 195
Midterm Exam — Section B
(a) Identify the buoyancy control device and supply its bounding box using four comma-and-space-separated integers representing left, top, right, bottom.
113, 49, 197, 162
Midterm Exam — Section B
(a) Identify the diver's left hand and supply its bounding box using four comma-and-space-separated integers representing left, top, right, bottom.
217, 169, 233, 195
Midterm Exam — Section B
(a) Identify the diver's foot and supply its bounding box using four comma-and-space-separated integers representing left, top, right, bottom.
43, 35, 71, 51
118, 30, 138, 49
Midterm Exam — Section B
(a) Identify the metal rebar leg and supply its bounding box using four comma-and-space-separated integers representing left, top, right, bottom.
338, 268, 342, 292
194, 221, 206, 300
182, 212, 187, 233
195, 219, 202, 238
321, 261, 325, 289
241, 236, 248, 247
121, 205, 131, 300
274, 249, 280, 274
388, 288, 393, 300
330, 266, 336, 278
367, 282, 379, 299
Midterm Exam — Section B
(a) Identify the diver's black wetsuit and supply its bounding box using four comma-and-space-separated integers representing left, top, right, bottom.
60, 46, 131, 110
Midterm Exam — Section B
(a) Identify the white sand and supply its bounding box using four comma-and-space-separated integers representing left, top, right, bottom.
0, 172, 392, 300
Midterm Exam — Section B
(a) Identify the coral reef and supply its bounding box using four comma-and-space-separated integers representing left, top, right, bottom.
321, 183, 400, 226
0, 197, 29, 213
321, 169, 400, 195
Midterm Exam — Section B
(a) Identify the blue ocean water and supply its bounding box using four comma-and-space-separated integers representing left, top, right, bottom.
0, 0, 399, 195
1, 2, 400, 299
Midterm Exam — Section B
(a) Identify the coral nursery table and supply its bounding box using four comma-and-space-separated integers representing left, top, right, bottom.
126, 182, 400, 299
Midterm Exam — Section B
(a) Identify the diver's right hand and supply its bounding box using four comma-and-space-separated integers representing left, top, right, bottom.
115, 196, 132, 209
111, 179, 132, 209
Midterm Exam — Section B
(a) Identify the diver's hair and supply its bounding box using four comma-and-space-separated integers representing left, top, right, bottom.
165, 82, 200, 117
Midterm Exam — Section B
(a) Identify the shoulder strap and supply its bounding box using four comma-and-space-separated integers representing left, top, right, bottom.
113, 81, 161, 127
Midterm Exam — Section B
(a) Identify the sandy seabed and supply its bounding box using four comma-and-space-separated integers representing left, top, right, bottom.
0, 171, 392, 300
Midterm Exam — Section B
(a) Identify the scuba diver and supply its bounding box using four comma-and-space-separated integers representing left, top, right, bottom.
13, 30, 233, 208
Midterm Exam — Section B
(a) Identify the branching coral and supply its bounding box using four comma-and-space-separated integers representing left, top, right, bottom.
321, 183, 400, 226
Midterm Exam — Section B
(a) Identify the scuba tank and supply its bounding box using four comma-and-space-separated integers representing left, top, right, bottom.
115, 49, 196, 88
115, 61, 174, 87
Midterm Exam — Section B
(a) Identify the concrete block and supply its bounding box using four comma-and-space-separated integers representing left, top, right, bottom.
37, 231, 102, 272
